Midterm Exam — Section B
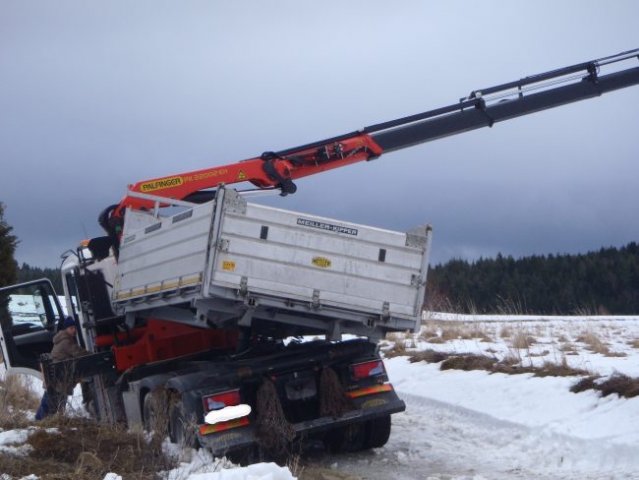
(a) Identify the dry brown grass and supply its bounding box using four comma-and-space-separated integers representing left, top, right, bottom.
0, 373, 41, 428
418, 323, 440, 341
383, 338, 408, 358
436, 323, 493, 342
576, 330, 626, 357
559, 342, 579, 355
571, 374, 639, 399
406, 348, 590, 379
500, 325, 513, 339
570, 376, 599, 394
628, 338, 639, 349
576, 331, 610, 354
0, 416, 177, 480
407, 349, 449, 364
511, 331, 536, 349
440, 354, 495, 372
597, 374, 639, 398
0, 374, 177, 480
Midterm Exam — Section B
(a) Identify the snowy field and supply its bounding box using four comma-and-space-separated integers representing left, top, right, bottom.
2, 312, 639, 479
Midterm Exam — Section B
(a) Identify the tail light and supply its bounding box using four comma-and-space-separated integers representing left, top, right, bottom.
202, 388, 240, 412
200, 389, 250, 436
350, 360, 386, 381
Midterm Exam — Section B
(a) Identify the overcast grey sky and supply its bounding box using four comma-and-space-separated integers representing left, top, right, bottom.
1, 1, 638, 268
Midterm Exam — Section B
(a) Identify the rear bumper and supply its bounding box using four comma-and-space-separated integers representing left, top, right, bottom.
197, 390, 405, 456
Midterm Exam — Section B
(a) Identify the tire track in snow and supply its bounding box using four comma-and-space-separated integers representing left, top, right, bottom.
305, 392, 639, 480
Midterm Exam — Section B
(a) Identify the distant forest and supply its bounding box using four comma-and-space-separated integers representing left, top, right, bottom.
426, 242, 639, 315
16, 263, 62, 293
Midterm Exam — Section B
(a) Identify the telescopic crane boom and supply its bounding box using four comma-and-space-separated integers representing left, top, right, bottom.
102, 48, 639, 239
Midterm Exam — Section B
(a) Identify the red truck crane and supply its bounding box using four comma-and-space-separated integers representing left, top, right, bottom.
1, 48, 638, 462
101, 48, 639, 241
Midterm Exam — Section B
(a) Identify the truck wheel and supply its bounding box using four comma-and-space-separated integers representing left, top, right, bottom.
324, 422, 365, 453
363, 414, 391, 449
142, 390, 168, 435
169, 400, 198, 448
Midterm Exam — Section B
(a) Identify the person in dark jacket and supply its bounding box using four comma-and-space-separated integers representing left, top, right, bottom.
35, 316, 88, 420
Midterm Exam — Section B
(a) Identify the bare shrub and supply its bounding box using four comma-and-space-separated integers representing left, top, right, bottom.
628, 339, 639, 349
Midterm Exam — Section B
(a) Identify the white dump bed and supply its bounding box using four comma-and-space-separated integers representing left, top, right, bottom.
112, 188, 431, 339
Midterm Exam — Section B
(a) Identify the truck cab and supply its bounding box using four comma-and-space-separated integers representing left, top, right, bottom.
0, 278, 64, 377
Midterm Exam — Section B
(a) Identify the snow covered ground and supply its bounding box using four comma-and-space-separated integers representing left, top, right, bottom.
2, 313, 639, 479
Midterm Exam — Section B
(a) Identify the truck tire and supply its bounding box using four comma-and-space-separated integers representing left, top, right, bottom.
142, 390, 168, 435
169, 399, 198, 448
324, 422, 365, 453
363, 414, 391, 449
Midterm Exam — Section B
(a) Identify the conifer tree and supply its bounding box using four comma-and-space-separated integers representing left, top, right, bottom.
0, 202, 18, 288
0, 202, 18, 332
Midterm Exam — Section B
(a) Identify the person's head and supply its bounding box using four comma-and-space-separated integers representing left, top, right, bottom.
63, 316, 77, 333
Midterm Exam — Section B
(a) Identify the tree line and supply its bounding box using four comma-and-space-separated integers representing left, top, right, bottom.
426, 243, 639, 314
16, 263, 63, 292
0, 202, 62, 293
2, 201, 637, 315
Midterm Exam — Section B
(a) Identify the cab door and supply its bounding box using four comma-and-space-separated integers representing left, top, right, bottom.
0, 279, 64, 378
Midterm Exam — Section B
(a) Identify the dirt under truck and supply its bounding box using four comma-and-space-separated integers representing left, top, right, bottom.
1, 48, 638, 459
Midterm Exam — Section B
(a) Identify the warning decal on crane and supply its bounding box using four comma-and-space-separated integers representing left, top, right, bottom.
237, 171, 247, 181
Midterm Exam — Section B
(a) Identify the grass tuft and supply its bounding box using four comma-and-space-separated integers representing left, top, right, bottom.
597, 374, 639, 399
407, 349, 450, 364
0, 416, 176, 480
406, 349, 589, 378
0, 374, 40, 428
511, 332, 536, 349
576, 331, 611, 355
440, 354, 495, 372
0, 373, 177, 480
570, 376, 599, 394
571, 373, 639, 399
